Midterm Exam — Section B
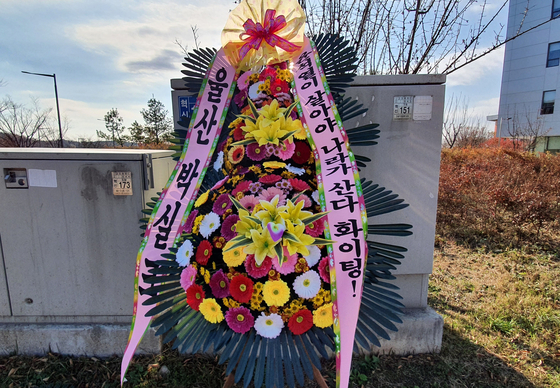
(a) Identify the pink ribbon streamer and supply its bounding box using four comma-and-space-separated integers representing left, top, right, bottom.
239, 9, 300, 61
120, 48, 236, 386
293, 37, 367, 388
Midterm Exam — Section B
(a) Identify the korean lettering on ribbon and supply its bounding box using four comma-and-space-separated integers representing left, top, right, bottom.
296, 46, 364, 287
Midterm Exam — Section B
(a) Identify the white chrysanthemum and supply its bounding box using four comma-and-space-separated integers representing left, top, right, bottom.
285, 164, 305, 176
311, 190, 320, 205
304, 245, 321, 267
213, 151, 224, 171
176, 239, 193, 267
254, 313, 284, 339
293, 270, 321, 299
200, 212, 221, 238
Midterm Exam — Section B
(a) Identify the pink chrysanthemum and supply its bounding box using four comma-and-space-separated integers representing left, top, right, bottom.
213, 193, 233, 216
305, 218, 325, 237
237, 71, 253, 91
225, 306, 254, 334
232, 181, 251, 196
289, 178, 311, 192
245, 254, 273, 279
209, 269, 230, 298
246, 143, 267, 161
221, 214, 240, 241
180, 265, 197, 292
271, 248, 298, 275
258, 187, 286, 206
259, 174, 282, 185
239, 195, 259, 213
183, 209, 198, 234
275, 140, 296, 160
295, 194, 312, 208
318, 257, 330, 283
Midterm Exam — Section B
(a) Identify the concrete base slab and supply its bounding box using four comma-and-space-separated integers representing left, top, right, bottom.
0, 308, 441, 358
364, 307, 443, 356
0, 323, 161, 357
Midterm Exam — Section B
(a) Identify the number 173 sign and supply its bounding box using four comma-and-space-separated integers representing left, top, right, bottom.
112, 171, 133, 196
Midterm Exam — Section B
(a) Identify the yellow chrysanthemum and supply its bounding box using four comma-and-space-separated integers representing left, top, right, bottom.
229, 117, 243, 129
199, 298, 224, 323
223, 297, 241, 309
192, 215, 205, 234
257, 79, 271, 94
313, 302, 333, 328
263, 161, 286, 169
222, 244, 247, 267
194, 190, 210, 207
262, 280, 290, 307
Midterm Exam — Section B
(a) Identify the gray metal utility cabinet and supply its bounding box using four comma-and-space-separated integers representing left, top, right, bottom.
0, 149, 172, 356
171, 74, 446, 355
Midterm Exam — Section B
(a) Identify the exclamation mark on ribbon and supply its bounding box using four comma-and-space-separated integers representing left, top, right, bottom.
352, 280, 356, 297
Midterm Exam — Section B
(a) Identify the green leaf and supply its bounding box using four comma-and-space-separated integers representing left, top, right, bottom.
247, 98, 260, 119
231, 138, 257, 146
224, 237, 251, 251
313, 237, 336, 245
301, 211, 329, 226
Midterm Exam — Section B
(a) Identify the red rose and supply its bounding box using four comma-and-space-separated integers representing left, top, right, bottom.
229, 274, 254, 304
186, 284, 205, 311
288, 309, 313, 335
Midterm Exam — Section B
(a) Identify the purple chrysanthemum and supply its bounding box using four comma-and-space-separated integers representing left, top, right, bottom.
225, 306, 254, 334
246, 143, 267, 161
249, 181, 263, 194
275, 179, 292, 191
183, 209, 199, 234
265, 144, 275, 158
212, 193, 233, 216
221, 214, 239, 241
209, 269, 230, 298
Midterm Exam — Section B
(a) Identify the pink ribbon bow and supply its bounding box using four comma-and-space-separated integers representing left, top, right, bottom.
239, 9, 300, 61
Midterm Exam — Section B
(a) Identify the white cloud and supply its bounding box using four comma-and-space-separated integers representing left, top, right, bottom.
70, 1, 231, 75
446, 46, 505, 87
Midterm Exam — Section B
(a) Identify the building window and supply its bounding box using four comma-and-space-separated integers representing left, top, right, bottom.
554, 0, 560, 19
548, 42, 560, 67
541, 90, 556, 115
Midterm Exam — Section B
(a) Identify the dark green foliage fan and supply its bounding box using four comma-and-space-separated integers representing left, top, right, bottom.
140, 34, 412, 388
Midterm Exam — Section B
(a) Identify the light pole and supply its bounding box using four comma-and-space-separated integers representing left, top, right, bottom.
21, 71, 64, 148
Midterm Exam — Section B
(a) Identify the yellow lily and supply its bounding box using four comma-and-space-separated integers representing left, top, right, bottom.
280, 198, 313, 225
283, 220, 314, 257
235, 209, 260, 238
259, 99, 286, 123
244, 228, 280, 265
255, 195, 287, 226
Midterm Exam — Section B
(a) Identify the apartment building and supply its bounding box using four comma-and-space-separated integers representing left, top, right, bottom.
498, 0, 560, 152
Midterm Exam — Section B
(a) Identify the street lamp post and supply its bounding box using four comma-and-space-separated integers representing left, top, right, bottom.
21, 71, 64, 148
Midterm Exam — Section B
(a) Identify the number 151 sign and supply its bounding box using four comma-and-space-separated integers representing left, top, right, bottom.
393, 96, 414, 121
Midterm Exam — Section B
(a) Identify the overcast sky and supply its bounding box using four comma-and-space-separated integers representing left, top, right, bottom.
0, 0, 508, 141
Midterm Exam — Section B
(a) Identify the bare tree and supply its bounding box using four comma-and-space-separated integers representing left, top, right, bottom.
505, 107, 550, 152
0, 96, 53, 147
300, 0, 543, 75
442, 94, 490, 148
